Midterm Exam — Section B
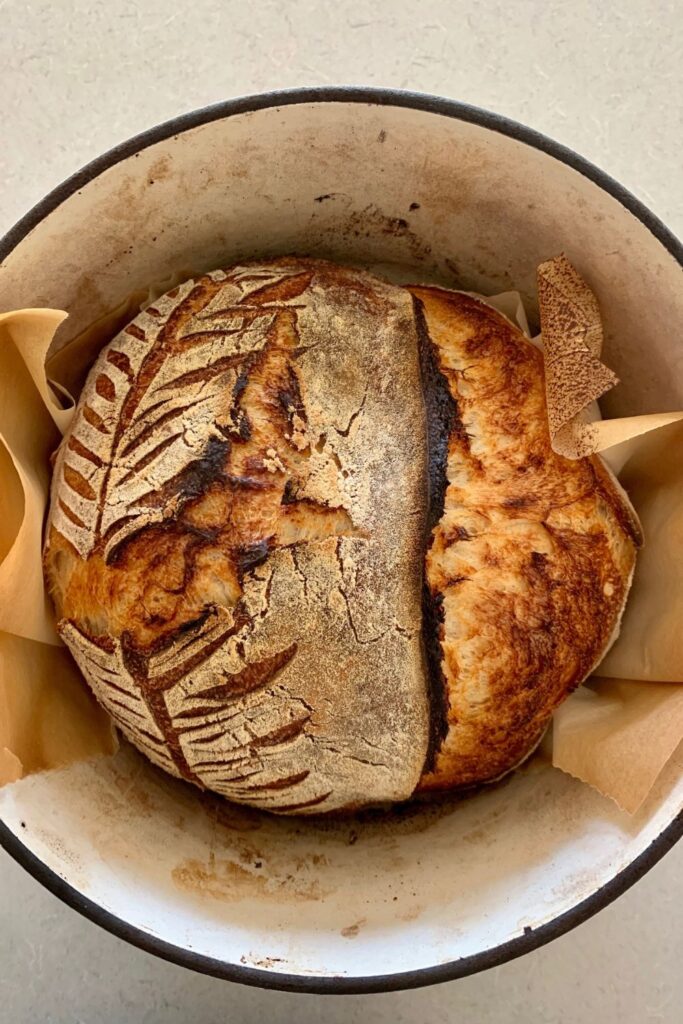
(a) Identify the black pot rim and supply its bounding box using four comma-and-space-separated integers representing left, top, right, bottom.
1, 85, 681, 996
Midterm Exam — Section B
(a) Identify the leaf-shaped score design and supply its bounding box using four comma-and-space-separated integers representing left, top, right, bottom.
54, 266, 358, 556
48, 264, 365, 801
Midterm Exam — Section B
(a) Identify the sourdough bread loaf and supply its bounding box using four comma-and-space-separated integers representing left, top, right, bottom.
44, 258, 640, 813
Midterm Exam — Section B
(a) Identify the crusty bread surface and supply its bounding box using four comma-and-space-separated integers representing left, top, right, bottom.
45, 259, 431, 813
44, 259, 640, 812
410, 287, 640, 791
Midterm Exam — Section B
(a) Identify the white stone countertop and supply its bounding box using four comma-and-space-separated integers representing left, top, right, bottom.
1, 2, 681, 1021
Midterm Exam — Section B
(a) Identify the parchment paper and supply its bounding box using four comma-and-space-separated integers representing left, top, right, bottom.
0, 631, 117, 782
537, 256, 683, 813
0, 311, 118, 782
537, 255, 683, 459
0, 258, 681, 813
553, 680, 683, 815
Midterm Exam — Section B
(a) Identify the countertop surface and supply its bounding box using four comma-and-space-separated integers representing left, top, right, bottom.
1, 2, 681, 1021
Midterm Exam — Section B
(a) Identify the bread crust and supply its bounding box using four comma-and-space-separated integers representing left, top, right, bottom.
45, 259, 431, 813
44, 262, 640, 811
410, 287, 640, 791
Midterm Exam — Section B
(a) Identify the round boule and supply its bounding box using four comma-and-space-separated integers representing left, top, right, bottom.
44, 258, 640, 813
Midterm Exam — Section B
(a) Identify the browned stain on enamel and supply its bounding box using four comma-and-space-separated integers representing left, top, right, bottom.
172, 855, 328, 903
341, 917, 366, 938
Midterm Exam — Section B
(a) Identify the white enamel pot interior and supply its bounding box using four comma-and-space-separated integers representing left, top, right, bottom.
1, 88, 681, 993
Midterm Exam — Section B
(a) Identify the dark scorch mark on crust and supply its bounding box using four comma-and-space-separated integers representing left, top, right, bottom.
105, 440, 231, 567
420, 590, 450, 775
413, 297, 459, 533
190, 643, 298, 702
234, 538, 272, 575
277, 363, 308, 428
413, 296, 454, 774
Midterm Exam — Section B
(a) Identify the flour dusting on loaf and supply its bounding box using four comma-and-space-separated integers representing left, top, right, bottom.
45, 259, 431, 813
44, 259, 640, 813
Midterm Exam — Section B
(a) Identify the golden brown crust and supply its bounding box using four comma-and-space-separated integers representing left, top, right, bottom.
44, 263, 640, 813
44, 259, 431, 813
410, 287, 640, 791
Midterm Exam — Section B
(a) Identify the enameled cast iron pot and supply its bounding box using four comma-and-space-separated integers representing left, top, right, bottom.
1, 88, 681, 993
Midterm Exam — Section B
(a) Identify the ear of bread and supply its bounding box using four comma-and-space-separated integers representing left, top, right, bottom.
410, 287, 640, 791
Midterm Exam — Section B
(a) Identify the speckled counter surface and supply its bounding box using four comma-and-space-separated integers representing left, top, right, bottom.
0, 2, 681, 1021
